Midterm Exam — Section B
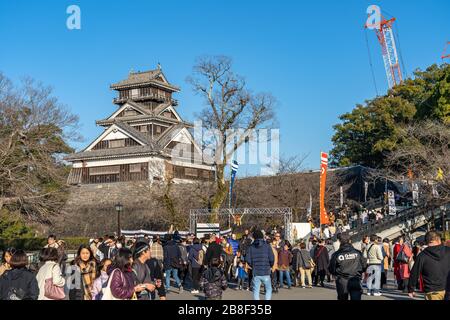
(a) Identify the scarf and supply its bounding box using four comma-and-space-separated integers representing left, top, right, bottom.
79, 261, 96, 300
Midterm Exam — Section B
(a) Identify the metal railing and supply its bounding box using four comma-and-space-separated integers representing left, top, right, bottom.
343, 203, 449, 242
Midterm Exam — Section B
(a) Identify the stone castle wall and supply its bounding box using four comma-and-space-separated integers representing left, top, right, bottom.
52, 181, 212, 237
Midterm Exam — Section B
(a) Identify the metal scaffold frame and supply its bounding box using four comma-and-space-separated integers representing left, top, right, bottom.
189, 208, 293, 242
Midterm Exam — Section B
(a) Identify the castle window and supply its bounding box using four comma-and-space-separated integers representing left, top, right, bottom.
89, 166, 120, 176
129, 163, 142, 173
185, 168, 198, 177
109, 139, 125, 148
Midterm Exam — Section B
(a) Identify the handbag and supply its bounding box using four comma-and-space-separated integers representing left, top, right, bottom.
395, 246, 409, 264
44, 264, 65, 300
101, 269, 125, 300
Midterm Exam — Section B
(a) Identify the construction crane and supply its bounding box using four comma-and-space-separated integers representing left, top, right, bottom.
365, 15, 403, 89
442, 41, 450, 60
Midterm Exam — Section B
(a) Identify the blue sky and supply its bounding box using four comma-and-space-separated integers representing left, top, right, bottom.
0, 0, 449, 175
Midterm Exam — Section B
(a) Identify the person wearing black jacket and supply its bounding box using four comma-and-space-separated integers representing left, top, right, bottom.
204, 234, 223, 266
313, 239, 329, 287
98, 237, 118, 260
146, 256, 167, 300
163, 234, 183, 292
329, 234, 367, 300
408, 231, 450, 300
0, 250, 39, 300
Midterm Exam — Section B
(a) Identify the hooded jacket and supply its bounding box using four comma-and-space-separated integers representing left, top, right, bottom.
0, 268, 39, 300
163, 240, 181, 269
245, 239, 274, 276
408, 245, 450, 293
200, 266, 227, 298
329, 243, 366, 279
188, 243, 203, 268
204, 241, 223, 266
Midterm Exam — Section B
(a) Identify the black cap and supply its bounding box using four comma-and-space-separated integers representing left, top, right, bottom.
134, 242, 149, 257
253, 230, 264, 240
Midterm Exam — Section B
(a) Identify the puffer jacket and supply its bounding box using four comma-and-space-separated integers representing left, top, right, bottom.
0, 268, 39, 300
108, 267, 135, 299
200, 267, 227, 299
245, 239, 274, 276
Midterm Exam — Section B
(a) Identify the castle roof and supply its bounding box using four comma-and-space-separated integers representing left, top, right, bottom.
110, 69, 180, 92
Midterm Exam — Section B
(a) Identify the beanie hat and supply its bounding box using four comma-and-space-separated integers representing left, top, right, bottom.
134, 241, 149, 257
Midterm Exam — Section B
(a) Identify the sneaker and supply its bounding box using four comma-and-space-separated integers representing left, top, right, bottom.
366, 292, 372, 296
191, 290, 199, 294
301, 286, 306, 289
179, 286, 184, 293
373, 292, 382, 296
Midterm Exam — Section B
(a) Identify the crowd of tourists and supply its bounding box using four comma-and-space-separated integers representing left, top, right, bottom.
308, 204, 392, 241
0, 229, 449, 301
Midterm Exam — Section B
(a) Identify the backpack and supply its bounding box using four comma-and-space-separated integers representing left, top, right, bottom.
196, 250, 205, 266
395, 246, 409, 264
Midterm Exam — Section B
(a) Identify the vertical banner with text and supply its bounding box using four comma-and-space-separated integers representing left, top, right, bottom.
320, 152, 330, 225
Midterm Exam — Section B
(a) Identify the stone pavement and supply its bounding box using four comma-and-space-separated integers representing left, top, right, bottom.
163, 276, 424, 301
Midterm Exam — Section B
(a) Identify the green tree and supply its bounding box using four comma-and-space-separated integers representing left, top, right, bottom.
0, 210, 35, 239
0, 73, 79, 223
331, 63, 450, 167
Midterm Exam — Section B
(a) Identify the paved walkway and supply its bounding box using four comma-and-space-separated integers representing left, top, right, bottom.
163, 275, 423, 301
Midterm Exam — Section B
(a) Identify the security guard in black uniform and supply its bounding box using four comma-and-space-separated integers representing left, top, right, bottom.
329, 233, 367, 300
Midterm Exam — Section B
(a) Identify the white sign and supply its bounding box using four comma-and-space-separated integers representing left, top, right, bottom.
196, 223, 220, 238
291, 223, 312, 240
388, 190, 396, 215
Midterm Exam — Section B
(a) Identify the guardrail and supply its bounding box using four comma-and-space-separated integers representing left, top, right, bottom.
343, 203, 449, 242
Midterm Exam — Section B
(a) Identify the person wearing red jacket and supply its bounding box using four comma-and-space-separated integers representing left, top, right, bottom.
393, 237, 413, 292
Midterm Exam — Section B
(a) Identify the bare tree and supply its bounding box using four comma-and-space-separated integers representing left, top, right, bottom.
383, 121, 450, 204
275, 154, 309, 175
0, 72, 80, 223
187, 56, 276, 218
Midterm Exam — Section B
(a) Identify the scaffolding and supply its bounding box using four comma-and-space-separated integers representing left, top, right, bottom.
189, 207, 293, 242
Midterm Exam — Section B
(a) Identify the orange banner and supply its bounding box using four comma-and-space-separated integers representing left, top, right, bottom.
320, 152, 330, 225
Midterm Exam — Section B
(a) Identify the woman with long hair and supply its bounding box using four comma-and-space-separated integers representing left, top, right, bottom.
0, 247, 15, 277
104, 248, 145, 300
91, 258, 112, 300
69, 245, 97, 300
